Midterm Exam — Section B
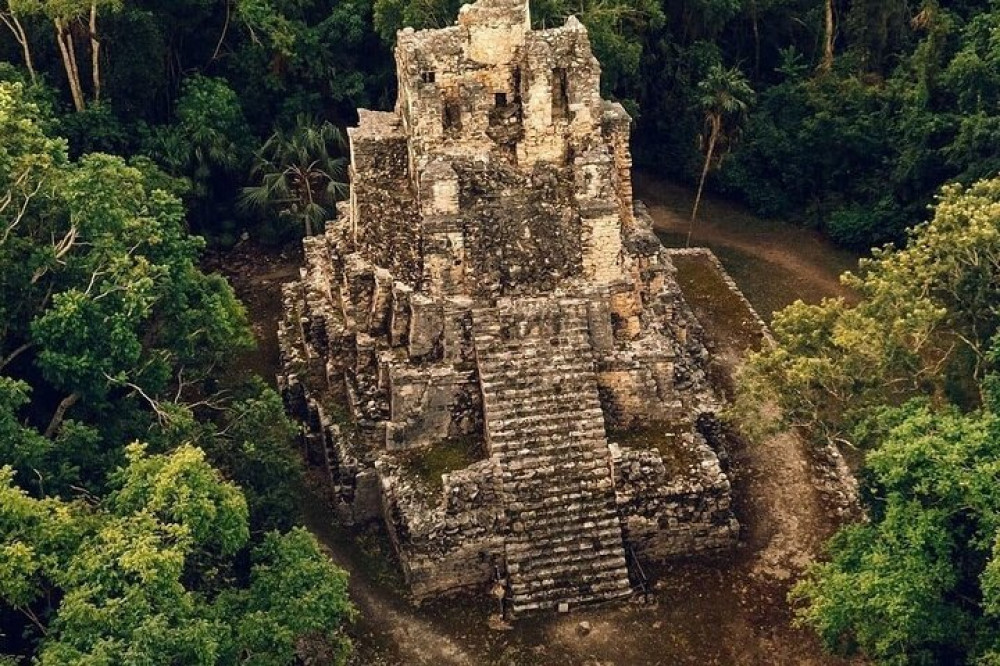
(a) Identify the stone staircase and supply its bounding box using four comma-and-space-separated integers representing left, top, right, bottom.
473, 298, 632, 615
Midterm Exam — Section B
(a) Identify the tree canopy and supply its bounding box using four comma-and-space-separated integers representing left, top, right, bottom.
735, 176, 1000, 447
4, 0, 1000, 662
0, 79, 353, 664
1, 445, 353, 665
739, 176, 1000, 665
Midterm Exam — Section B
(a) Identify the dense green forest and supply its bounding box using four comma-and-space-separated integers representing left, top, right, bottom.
1, 0, 1000, 664
0, 83, 354, 663
1, 0, 998, 249
738, 176, 1000, 664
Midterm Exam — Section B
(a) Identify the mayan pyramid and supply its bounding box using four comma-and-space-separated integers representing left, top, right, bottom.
279, 0, 738, 615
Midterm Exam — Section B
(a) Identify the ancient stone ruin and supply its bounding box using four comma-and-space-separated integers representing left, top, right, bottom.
278, 0, 738, 616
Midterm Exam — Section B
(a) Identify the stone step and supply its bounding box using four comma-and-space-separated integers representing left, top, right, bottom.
477, 342, 592, 361
491, 436, 606, 459
479, 370, 596, 389
485, 407, 605, 430
473, 321, 590, 339
486, 408, 604, 430
506, 516, 622, 546
478, 329, 593, 345
509, 561, 630, 593
499, 480, 613, 505
510, 541, 625, 569
516, 569, 632, 593
506, 486, 616, 506
506, 530, 625, 561
499, 460, 610, 484
483, 388, 601, 411
511, 589, 630, 614
499, 474, 612, 501
475, 329, 589, 343
506, 504, 621, 527
501, 460, 608, 479
488, 419, 605, 442
491, 438, 606, 458
492, 431, 606, 451
509, 576, 632, 607
472, 298, 630, 614
479, 349, 590, 361
485, 391, 598, 409
503, 482, 614, 504
501, 457, 611, 478
479, 368, 596, 392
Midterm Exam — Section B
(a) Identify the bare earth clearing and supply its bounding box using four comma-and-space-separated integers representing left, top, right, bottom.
634, 173, 861, 319
211, 177, 864, 665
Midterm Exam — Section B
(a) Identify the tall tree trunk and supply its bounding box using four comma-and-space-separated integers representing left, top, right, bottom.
820, 0, 835, 73
45, 391, 80, 438
688, 118, 720, 247
749, 0, 761, 77
66, 25, 84, 104
0, 342, 32, 373
55, 18, 85, 111
303, 180, 314, 237
89, 2, 101, 101
0, 13, 37, 84
211, 0, 232, 62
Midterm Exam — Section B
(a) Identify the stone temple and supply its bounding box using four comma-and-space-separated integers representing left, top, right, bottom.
279, 0, 739, 615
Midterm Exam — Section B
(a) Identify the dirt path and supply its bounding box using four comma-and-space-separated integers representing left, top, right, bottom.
669, 249, 846, 585
634, 173, 861, 318
299, 485, 479, 666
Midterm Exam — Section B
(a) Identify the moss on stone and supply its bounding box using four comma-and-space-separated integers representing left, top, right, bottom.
671, 253, 765, 354
400, 436, 485, 494
611, 422, 698, 476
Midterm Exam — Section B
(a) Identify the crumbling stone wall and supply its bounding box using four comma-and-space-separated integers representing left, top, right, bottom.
456, 160, 583, 298
613, 437, 739, 559
348, 111, 422, 284
378, 458, 505, 597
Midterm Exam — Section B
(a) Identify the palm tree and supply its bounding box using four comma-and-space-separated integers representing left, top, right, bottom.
687, 65, 754, 246
820, 0, 835, 73
240, 116, 348, 236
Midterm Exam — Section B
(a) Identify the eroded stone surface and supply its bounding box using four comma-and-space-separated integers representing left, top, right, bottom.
278, 0, 738, 616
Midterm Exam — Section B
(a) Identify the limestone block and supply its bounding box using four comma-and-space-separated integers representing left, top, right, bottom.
353, 469, 383, 522
406, 540, 504, 598
458, 0, 528, 65
386, 368, 452, 449
420, 159, 460, 215
390, 282, 413, 347
424, 230, 466, 295
343, 253, 375, 321
609, 284, 641, 340
385, 365, 479, 450
355, 333, 377, 374
441, 297, 474, 364
409, 294, 444, 359
369, 268, 394, 335
581, 211, 623, 283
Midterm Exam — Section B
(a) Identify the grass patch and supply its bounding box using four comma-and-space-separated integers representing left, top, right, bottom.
709, 245, 807, 323
611, 422, 699, 475
398, 435, 485, 495
670, 253, 765, 355
353, 524, 407, 592
656, 232, 857, 324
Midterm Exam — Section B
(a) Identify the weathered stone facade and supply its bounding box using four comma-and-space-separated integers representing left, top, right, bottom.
278, 0, 738, 616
